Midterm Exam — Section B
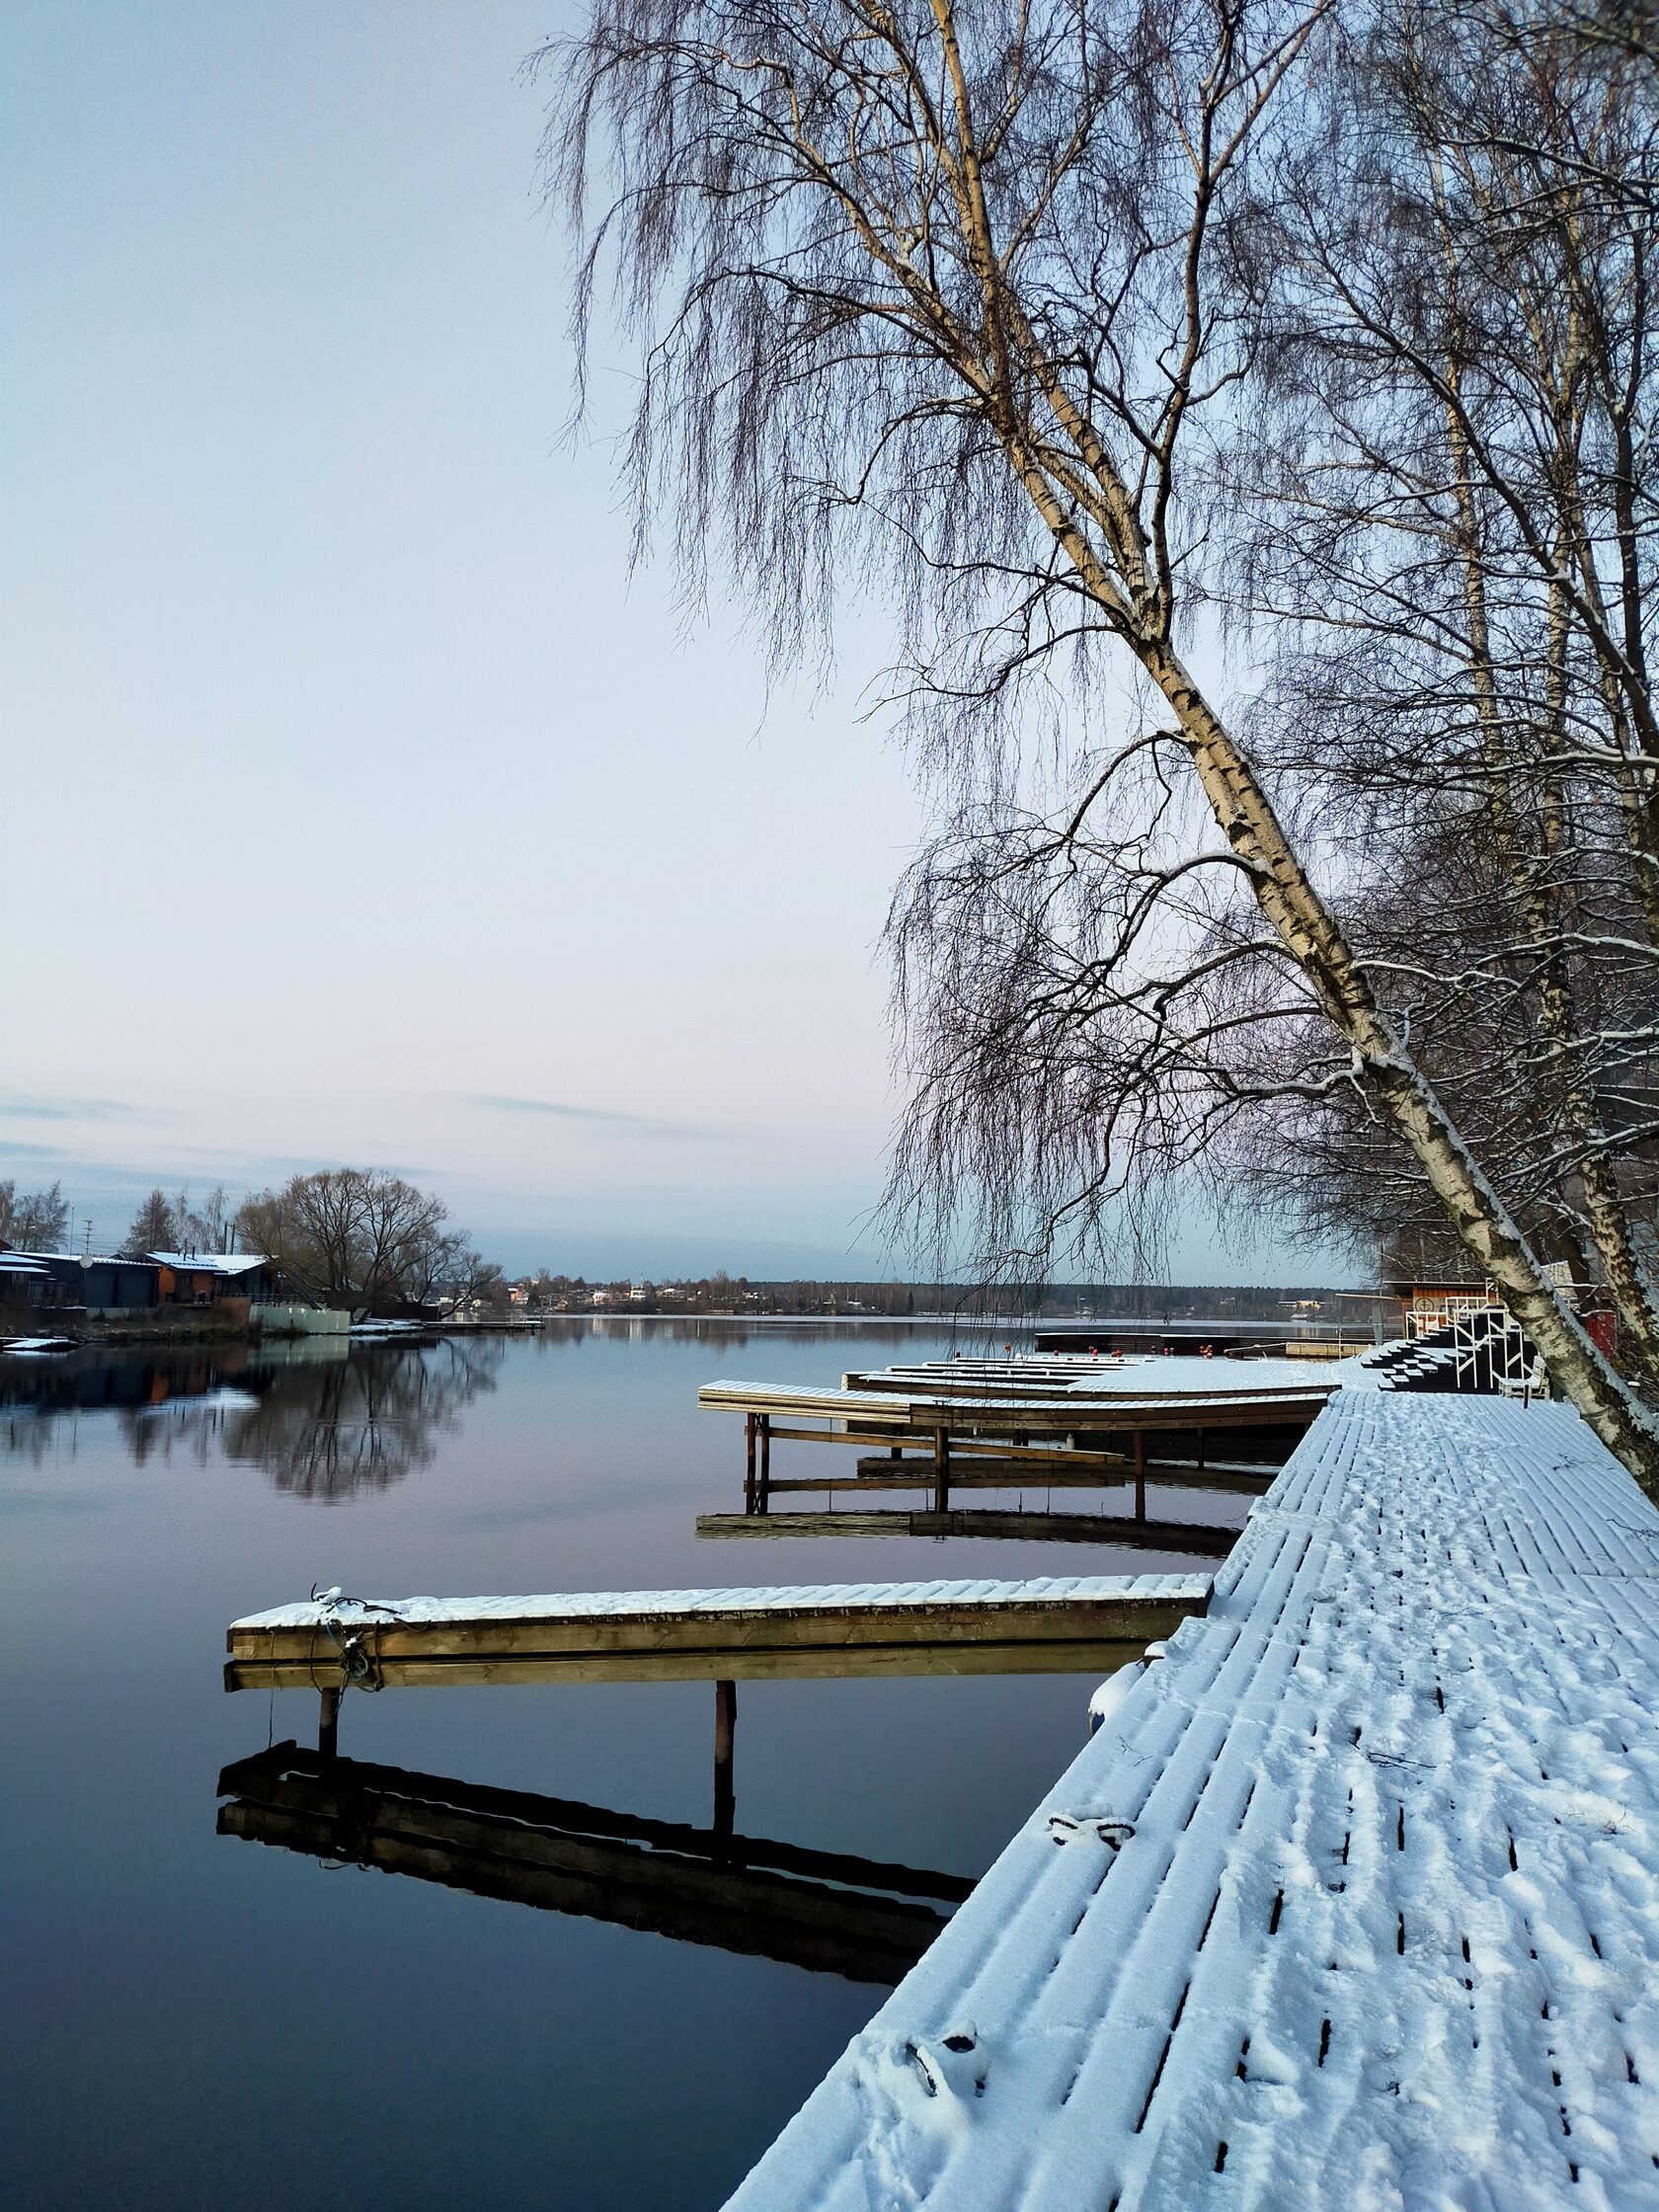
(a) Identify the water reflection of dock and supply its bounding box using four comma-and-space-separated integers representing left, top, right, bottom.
217, 1743, 974, 1987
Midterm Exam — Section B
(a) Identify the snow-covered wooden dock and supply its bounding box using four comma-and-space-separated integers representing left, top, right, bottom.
699, 1371, 1330, 1518
725, 1389, 1659, 2209
224, 1573, 1212, 1692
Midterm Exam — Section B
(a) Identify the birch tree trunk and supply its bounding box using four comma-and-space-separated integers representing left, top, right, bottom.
545, 0, 1659, 1493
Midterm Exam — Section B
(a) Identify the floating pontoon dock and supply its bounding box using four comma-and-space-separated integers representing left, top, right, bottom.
722, 1388, 1659, 2208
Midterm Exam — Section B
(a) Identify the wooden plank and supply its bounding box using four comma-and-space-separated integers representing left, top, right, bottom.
225, 1635, 1159, 1691
225, 1575, 1211, 1691
773, 1462, 1274, 1495
694, 1511, 1241, 1557
698, 1382, 1329, 1436
229, 1594, 1200, 1667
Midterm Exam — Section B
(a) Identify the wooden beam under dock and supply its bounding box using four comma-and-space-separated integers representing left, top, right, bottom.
694, 1511, 1241, 1556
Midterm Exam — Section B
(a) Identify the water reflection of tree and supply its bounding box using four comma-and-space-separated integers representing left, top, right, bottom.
220, 1341, 504, 1502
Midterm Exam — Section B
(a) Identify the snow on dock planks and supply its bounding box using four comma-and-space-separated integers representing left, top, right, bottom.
721, 1390, 1659, 2210
224, 1574, 1214, 1692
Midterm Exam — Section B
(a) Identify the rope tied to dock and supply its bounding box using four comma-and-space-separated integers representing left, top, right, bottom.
306, 1583, 405, 1693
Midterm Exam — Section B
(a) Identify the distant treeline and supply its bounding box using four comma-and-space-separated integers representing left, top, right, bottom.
510, 1273, 1367, 1319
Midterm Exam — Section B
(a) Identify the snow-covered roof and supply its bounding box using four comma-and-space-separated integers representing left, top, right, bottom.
15, 1250, 156, 1269
727, 1389, 1659, 2209
0, 1253, 55, 1274
144, 1251, 267, 1275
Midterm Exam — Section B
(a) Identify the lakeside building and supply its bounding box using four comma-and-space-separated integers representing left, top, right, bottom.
0, 1249, 273, 1325
145, 1251, 270, 1314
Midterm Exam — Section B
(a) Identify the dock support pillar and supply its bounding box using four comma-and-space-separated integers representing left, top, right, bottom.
757, 1416, 771, 1516
318, 1687, 341, 1766
933, 1425, 951, 1515
714, 1679, 737, 1850
745, 1414, 757, 1514
1134, 1430, 1146, 1521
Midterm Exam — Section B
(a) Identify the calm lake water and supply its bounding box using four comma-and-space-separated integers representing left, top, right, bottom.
3, 1320, 1234, 2211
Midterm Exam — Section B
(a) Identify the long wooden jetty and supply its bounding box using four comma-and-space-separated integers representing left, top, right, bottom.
721, 1388, 1659, 2207
698, 1368, 1331, 1522
217, 1743, 973, 1987
225, 1573, 1212, 1695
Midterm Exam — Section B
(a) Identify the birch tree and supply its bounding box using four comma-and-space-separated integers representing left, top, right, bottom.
542, 0, 1659, 1487
1224, 0, 1659, 1380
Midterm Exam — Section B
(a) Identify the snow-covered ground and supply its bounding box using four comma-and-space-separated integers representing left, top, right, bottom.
726, 1390, 1659, 2211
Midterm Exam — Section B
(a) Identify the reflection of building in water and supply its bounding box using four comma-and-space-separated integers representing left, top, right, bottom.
0, 1342, 249, 1419
0, 1338, 503, 1500
217, 1742, 972, 1988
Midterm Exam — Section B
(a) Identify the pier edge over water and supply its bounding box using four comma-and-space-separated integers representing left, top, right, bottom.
722, 1389, 1659, 2211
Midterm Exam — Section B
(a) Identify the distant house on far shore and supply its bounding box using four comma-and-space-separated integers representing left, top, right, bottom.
144, 1251, 271, 1315
1, 1248, 279, 1326
3, 1253, 162, 1316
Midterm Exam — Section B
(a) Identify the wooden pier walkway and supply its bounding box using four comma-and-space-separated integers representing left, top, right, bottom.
225, 1573, 1212, 1694
699, 1370, 1330, 1522
721, 1389, 1659, 2209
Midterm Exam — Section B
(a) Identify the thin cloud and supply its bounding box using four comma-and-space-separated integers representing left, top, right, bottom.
470, 1094, 729, 1142
0, 1093, 151, 1123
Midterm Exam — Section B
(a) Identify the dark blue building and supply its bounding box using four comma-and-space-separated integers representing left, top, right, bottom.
31, 1254, 162, 1311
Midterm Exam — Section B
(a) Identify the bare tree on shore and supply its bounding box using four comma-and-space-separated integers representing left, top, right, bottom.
0, 1179, 70, 1251
540, 0, 1659, 1488
236, 1168, 499, 1318
1217, 0, 1659, 1383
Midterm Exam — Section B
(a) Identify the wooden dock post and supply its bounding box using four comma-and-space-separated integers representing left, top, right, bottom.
318, 1687, 340, 1765
745, 1413, 757, 1514
714, 1678, 737, 1848
757, 1415, 771, 1515
1134, 1430, 1146, 1521
934, 1424, 951, 1515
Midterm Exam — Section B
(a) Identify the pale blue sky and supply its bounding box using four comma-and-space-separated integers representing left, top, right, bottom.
2, 1, 1340, 1283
